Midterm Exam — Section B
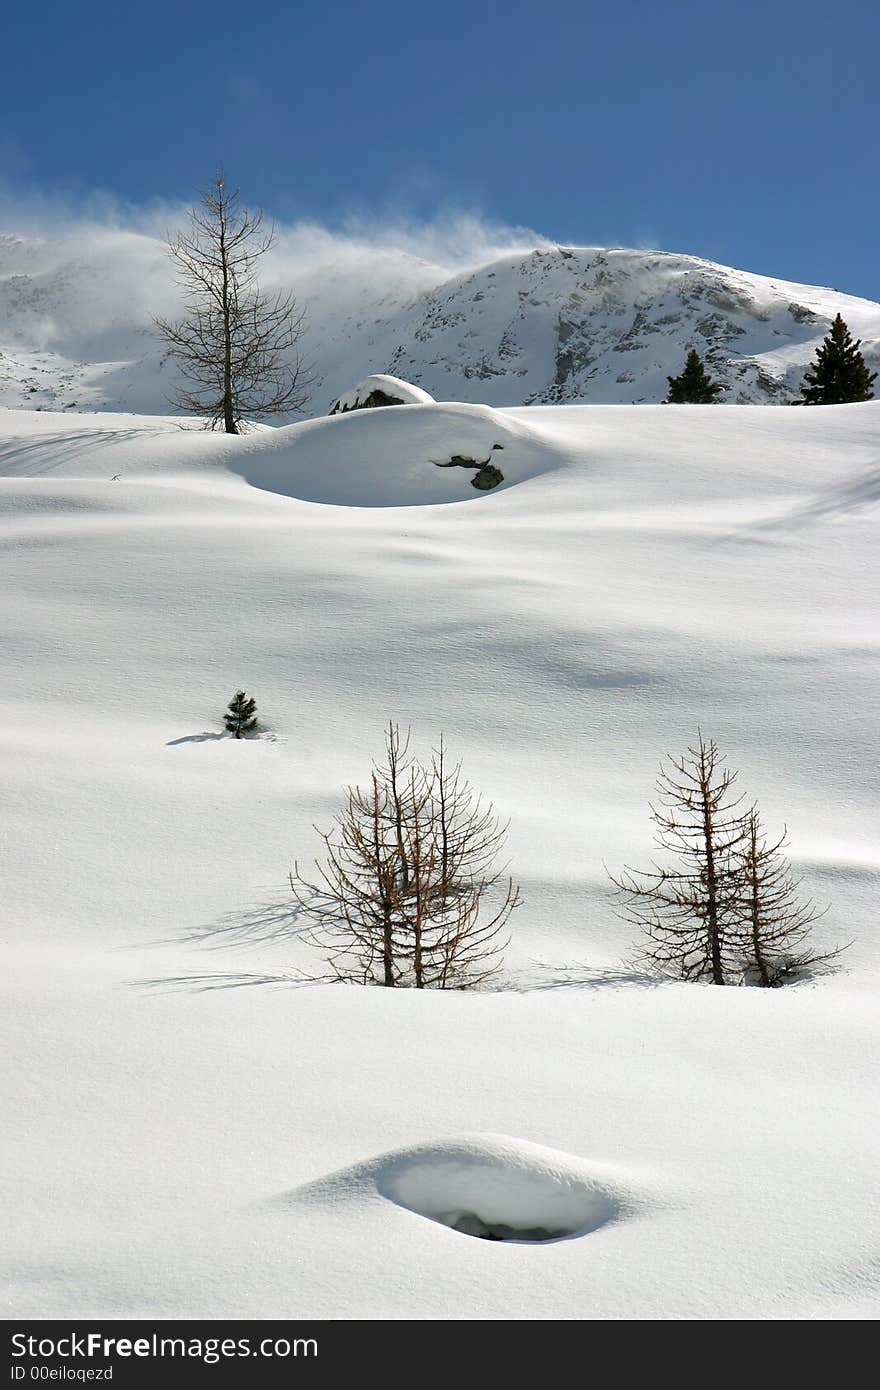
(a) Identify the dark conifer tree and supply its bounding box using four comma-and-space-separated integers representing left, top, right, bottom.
798, 313, 876, 404
224, 690, 258, 739
664, 349, 725, 403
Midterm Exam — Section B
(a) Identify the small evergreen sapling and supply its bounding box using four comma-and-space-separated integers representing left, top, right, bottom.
798, 313, 876, 404
664, 349, 724, 403
224, 690, 258, 738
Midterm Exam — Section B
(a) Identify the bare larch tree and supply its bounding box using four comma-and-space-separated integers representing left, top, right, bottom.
154, 174, 312, 432
422, 735, 520, 988
290, 770, 418, 988
609, 733, 748, 984
290, 724, 519, 988
732, 808, 841, 986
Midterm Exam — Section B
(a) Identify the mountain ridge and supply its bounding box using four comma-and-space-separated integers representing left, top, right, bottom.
1, 232, 877, 417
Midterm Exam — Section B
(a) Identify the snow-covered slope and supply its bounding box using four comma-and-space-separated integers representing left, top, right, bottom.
2, 229, 878, 415
379, 247, 880, 407
1, 398, 879, 1319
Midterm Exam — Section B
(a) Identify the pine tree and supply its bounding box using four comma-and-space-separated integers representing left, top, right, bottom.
609, 733, 747, 984
664, 349, 725, 403
798, 313, 876, 404
224, 690, 258, 739
731, 808, 842, 986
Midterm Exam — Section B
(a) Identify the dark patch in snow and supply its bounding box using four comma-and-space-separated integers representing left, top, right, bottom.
449, 1213, 572, 1243
330, 387, 406, 414
433, 454, 504, 491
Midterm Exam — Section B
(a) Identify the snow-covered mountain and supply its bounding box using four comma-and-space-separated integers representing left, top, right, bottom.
330, 246, 880, 409
1, 229, 878, 416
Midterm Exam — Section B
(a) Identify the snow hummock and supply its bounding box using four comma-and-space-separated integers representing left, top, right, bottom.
225, 401, 549, 506
329, 374, 435, 413
336, 1135, 630, 1242
1, 395, 879, 1319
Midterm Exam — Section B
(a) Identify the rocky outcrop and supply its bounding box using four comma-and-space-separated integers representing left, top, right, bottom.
434, 452, 505, 491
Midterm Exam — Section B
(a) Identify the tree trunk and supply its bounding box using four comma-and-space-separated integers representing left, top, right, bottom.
223, 384, 237, 434
382, 906, 395, 987
217, 181, 238, 435
701, 788, 725, 985
748, 824, 771, 986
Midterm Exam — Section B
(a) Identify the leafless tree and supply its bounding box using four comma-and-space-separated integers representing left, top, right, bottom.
609, 733, 748, 984
290, 724, 519, 988
732, 809, 842, 986
422, 736, 520, 987
154, 174, 312, 432
290, 770, 417, 988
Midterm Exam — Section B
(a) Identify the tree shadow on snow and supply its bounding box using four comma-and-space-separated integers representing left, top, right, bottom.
166, 731, 227, 745
129, 893, 323, 993
501, 961, 661, 992
727, 462, 880, 541
136, 969, 319, 994
134, 959, 659, 997
176, 896, 310, 949
166, 730, 280, 745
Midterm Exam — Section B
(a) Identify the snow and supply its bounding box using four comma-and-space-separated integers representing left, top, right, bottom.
346, 1135, 632, 1241
1, 395, 879, 1319
329, 374, 436, 413
3, 231, 879, 415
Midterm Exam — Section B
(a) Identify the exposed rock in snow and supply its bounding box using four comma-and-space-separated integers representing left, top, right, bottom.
433, 451, 505, 490
329, 374, 436, 414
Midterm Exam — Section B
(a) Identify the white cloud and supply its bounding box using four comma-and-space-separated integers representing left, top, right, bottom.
0, 184, 556, 365
0, 180, 550, 271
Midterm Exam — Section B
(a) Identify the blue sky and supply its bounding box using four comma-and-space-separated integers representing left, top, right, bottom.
2, 0, 878, 297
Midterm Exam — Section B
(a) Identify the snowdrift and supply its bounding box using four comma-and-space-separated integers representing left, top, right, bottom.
225, 400, 558, 506
286, 1134, 640, 1242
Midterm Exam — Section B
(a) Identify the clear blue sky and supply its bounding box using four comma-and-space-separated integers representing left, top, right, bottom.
2, 0, 878, 298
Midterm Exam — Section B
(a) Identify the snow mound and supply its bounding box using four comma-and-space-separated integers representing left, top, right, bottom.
379, 1136, 624, 1242
289, 1135, 635, 1243
329, 374, 436, 415
225, 400, 559, 507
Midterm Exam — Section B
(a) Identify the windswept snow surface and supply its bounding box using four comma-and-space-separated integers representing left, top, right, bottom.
1, 398, 879, 1319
